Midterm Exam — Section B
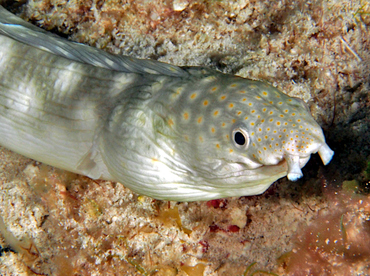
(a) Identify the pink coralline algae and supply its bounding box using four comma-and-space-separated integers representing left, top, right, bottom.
284, 188, 370, 276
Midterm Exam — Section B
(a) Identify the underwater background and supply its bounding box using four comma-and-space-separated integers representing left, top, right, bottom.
0, 0, 369, 275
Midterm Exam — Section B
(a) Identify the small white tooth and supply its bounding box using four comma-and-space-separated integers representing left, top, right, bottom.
318, 144, 334, 165
285, 154, 303, 181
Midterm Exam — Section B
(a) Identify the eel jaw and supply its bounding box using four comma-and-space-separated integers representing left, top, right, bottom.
285, 143, 334, 182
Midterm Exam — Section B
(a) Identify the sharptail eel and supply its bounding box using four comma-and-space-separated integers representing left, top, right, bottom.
0, 6, 333, 201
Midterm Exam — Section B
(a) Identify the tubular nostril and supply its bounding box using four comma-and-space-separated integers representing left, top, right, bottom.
318, 144, 334, 165
285, 154, 303, 181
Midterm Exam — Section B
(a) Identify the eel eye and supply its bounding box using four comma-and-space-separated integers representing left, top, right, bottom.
234, 131, 246, 145
232, 127, 250, 149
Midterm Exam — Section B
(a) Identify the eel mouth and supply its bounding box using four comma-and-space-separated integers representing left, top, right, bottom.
285, 143, 334, 181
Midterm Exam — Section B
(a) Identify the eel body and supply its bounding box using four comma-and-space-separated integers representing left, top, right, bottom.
0, 6, 333, 201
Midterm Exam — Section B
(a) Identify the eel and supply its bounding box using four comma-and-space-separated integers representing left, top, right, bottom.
0, 6, 333, 201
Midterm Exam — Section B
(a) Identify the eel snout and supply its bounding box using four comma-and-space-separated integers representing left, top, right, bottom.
285, 143, 334, 181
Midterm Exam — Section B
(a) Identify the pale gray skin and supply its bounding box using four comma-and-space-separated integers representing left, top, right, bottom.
0, 7, 333, 201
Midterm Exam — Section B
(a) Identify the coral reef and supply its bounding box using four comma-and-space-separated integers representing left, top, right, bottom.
0, 0, 369, 275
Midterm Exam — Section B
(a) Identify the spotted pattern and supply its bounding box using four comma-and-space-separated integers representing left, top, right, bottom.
157, 72, 331, 178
